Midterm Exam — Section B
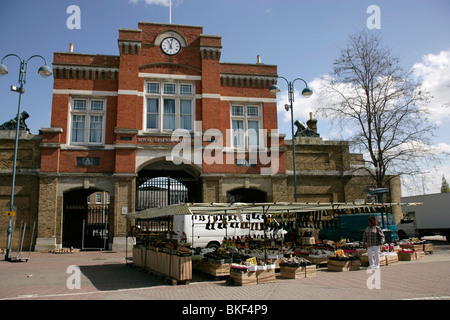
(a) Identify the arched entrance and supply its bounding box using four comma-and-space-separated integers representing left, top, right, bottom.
136, 159, 201, 211
62, 188, 109, 250
227, 188, 267, 203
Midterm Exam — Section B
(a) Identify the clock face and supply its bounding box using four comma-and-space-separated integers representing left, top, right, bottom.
161, 37, 181, 56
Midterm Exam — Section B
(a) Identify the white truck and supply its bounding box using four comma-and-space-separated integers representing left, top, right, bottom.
398, 193, 450, 240
172, 214, 286, 249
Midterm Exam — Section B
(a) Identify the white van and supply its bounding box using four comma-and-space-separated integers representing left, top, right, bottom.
172, 214, 286, 249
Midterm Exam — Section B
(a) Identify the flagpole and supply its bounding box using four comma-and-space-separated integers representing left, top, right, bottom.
169, 0, 172, 24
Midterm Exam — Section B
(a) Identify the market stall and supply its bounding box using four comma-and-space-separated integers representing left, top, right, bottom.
125, 201, 421, 283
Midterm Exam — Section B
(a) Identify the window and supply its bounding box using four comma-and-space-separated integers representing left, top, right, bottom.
147, 82, 160, 94
163, 83, 176, 95
70, 97, 106, 145
180, 100, 192, 130
95, 193, 102, 204
163, 99, 176, 130
230, 104, 261, 149
146, 98, 159, 130
145, 81, 195, 132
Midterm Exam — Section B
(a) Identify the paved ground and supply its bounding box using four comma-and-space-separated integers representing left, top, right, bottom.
1, 237, 449, 307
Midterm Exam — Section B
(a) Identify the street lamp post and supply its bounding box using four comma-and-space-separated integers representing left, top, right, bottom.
0, 54, 52, 261
269, 76, 312, 202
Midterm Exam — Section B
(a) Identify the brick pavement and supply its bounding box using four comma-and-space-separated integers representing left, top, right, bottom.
1, 241, 450, 302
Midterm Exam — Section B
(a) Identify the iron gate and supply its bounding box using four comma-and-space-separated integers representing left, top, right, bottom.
63, 204, 109, 250
82, 206, 109, 250
136, 176, 194, 211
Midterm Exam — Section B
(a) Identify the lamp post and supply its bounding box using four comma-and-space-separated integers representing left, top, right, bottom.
0, 54, 52, 261
269, 76, 312, 202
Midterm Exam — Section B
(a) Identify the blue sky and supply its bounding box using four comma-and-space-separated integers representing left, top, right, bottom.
1, 0, 449, 195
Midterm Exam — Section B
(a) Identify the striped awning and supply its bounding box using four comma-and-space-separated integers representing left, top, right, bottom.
125, 201, 421, 220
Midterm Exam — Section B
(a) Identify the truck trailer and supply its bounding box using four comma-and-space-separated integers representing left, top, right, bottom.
398, 193, 450, 240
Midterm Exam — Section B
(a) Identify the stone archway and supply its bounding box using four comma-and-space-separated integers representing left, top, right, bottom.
136, 159, 201, 211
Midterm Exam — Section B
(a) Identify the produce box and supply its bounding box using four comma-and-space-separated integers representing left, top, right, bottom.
229, 268, 257, 286
423, 243, 433, 253
280, 264, 316, 279
305, 256, 328, 265
193, 259, 231, 277
169, 254, 192, 281
327, 259, 360, 272
301, 237, 315, 245
415, 250, 425, 260
280, 266, 305, 279
360, 254, 386, 267
400, 244, 423, 251
256, 268, 276, 284
398, 251, 417, 261
386, 253, 399, 265
305, 265, 317, 278
132, 246, 146, 267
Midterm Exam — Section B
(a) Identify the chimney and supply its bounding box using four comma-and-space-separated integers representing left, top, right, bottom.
307, 112, 318, 133
257, 55, 262, 64
69, 43, 74, 53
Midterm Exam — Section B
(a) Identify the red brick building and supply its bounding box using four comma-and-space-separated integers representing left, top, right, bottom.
35, 22, 288, 251
14, 21, 401, 252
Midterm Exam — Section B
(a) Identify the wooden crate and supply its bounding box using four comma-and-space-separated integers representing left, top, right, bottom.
360, 254, 387, 267
386, 254, 399, 265
280, 265, 316, 279
415, 250, 425, 260
256, 268, 276, 284
305, 265, 317, 278
193, 260, 231, 277
423, 243, 433, 254
146, 249, 158, 271
169, 254, 192, 281
327, 259, 360, 272
401, 244, 423, 251
132, 247, 146, 267
398, 251, 416, 261
305, 256, 328, 265
229, 269, 257, 286
280, 266, 304, 279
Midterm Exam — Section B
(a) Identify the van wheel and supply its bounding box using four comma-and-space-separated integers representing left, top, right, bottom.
206, 242, 220, 250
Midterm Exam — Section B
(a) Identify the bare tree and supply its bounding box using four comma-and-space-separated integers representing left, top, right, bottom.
317, 30, 437, 188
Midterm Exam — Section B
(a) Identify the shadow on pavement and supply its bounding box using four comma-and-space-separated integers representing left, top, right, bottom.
79, 263, 168, 291
79, 263, 220, 291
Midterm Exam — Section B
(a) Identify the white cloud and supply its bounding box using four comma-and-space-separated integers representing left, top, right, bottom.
413, 50, 450, 124
276, 76, 324, 125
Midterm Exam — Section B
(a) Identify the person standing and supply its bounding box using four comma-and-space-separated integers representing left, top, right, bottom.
362, 216, 385, 269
